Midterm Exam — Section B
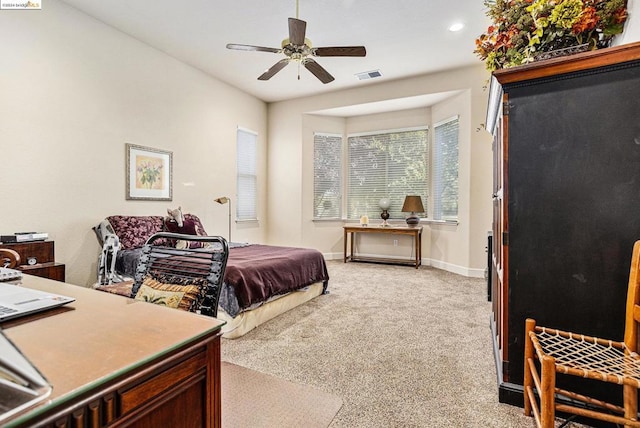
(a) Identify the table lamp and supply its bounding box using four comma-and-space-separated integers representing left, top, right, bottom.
401, 195, 424, 226
379, 198, 391, 226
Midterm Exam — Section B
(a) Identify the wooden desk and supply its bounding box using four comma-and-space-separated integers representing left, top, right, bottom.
343, 225, 423, 269
2, 275, 225, 428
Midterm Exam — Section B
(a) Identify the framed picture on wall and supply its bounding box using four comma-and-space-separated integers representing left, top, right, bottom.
126, 143, 173, 201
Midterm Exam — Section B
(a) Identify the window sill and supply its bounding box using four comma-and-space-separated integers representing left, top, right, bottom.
423, 219, 458, 226
312, 218, 460, 227
236, 219, 259, 224
313, 218, 459, 226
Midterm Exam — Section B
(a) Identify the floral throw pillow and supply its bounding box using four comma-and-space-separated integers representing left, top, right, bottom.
107, 216, 165, 249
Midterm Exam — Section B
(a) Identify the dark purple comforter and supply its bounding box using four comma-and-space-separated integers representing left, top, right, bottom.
226, 244, 329, 310
115, 243, 329, 317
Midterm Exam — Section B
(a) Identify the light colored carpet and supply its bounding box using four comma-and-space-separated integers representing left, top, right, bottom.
222, 361, 343, 428
222, 260, 586, 427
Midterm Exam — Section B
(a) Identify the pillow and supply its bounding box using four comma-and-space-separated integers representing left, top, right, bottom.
165, 218, 197, 234
164, 218, 206, 249
184, 214, 208, 236
134, 276, 201, 311
106, 216, 165, 249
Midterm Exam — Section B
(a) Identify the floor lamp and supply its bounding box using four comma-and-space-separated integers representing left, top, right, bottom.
214, 196, 231, 243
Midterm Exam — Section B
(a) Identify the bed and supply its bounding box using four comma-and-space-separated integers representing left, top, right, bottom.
113, 243, 329, 338
94, 215, 329, 338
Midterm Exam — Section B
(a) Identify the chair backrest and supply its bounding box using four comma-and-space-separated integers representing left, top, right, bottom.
623, 240, 640, 351
131, 232, 229, 317
0, 249, 21, 269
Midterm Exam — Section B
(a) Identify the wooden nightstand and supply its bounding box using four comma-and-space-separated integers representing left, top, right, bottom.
0, 240, 65, 281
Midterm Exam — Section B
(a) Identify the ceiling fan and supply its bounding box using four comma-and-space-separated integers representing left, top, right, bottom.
226, 3, 366, 84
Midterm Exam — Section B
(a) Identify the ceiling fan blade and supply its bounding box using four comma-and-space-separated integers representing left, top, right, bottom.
288, 17, 307, 45
303, 59, 334, 84
226, 44, 282, 54
258, 59, 290, 81
313, 46, 367, 57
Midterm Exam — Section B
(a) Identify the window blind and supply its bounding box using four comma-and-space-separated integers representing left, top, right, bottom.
313, 133, 342, 219
433, 117, 459, 220
236, 128, 257, 221
347, 127, 428, 220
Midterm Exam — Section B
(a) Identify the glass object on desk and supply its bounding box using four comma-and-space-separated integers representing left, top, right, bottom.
0, 329, 51, 424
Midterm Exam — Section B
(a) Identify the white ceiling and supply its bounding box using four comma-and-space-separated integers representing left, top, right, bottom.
59, 0, 490, 104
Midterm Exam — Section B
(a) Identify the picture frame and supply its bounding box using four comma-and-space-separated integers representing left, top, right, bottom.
126, 143, 173, 201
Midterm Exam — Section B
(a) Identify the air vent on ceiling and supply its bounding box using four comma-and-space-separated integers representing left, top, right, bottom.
355, 70, 382, 81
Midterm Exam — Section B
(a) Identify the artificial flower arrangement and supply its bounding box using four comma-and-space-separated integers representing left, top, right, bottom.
475, 0, 628, 71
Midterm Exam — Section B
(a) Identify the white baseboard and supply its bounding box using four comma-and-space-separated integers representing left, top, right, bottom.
322, 252, 486, 278
427, 258, 486, 278
323, 252, 344, 261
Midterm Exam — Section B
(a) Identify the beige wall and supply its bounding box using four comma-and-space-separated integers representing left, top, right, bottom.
0, 1, 268, 286
620, 0, 640, 45
268, 65, 493, 277
3, 2, 637, 286
301, 108, 434, 261
266, 1, 640, 277
430, 91, 475, 273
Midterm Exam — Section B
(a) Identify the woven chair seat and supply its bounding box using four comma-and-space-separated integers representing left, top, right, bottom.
524, 241, 640, 427
531, 327, 640, 388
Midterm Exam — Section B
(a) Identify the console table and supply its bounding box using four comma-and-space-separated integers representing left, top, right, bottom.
2, 275, 225, 427
343, 225, 423, 268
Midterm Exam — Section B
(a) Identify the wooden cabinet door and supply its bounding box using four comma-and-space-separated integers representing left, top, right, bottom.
491, 96, 510, 381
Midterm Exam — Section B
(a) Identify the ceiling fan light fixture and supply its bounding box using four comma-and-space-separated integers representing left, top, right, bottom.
281, 38, 312, 48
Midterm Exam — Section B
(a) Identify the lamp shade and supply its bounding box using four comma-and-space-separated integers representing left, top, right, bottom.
379, 198, 391, 210
401, 196, 425, 213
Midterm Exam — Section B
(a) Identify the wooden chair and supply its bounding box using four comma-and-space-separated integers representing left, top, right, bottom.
524, 240, 640, 427
131, 232, 229, 317
0, 248, 21, 268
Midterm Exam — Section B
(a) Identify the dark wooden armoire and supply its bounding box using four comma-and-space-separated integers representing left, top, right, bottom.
486, 41, 640, 407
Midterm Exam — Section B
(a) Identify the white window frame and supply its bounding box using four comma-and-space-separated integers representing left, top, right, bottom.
432, 116, 459, 221
346, 126, 429, 221
236, 127, 258, 221
313, 133, 343, 220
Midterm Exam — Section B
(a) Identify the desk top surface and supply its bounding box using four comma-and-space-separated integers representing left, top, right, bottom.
2, 275, 224, 422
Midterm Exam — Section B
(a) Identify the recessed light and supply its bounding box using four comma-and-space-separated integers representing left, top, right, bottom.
449, 22, 464, 32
